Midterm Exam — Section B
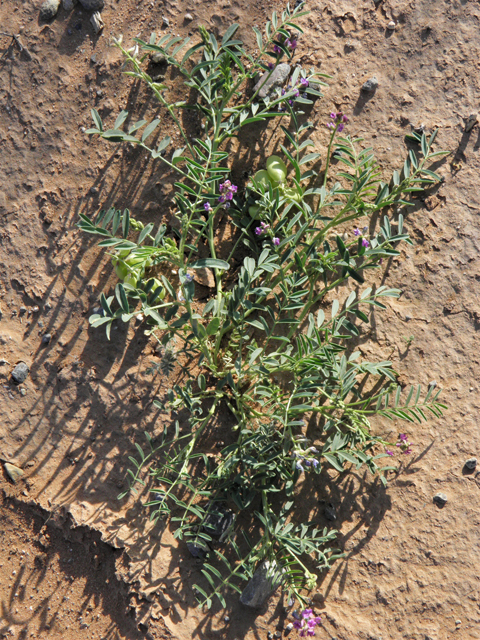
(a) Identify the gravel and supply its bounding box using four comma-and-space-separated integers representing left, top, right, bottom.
11, 362, 29, 384
253, 63, 291, 100
361, 76, 378, 92
433, 492, 447, 507
40, 0, 61, 20
464, 457, 477, 470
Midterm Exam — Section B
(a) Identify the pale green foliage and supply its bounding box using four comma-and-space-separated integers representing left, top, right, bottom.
78, 3, 447, 610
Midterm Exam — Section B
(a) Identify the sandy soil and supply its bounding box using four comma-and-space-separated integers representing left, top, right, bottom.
1, 0, 480, 638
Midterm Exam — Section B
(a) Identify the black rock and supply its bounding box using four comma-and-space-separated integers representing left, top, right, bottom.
324, 502, 337, 521
361, 76, 378, 93
203, 503, 234, 542
78, 0, 104, 10
239, 561, 284, 608
433, 492, 447, 508
187, 541, 208, 559
11, 362, 29, 385
42, 333, 52, 345
464, 457, 477, 470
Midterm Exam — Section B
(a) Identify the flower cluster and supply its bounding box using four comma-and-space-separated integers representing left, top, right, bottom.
273, 30, 298, 56
327, 111, 348, 133
386, 433, 413, 456
279, 76, 310, 107
255, 222, 280, 246
204, 202, 213, 213
354, 226, 370, 248
294, 447, 319, 472
218, 180, 237, 208
293, 609, 322, 637
255, 221, 270, 236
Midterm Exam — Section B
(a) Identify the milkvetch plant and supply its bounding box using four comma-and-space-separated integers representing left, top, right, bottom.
78, 3, 447, 612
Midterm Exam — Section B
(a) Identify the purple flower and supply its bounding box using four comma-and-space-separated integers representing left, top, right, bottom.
281, 88, 286, 96
296, 461, 304, 472
385, 449, 394, 456
268, 62, 274, 69
342, 114, 348, 123
300, 78, 309, 87
337, 124, 344, 133
255, 222, 270, 236
178, 292, 186, 303
330, 112, 336, 119
293, 88, 300, 97
399, 433, 408, 442
204, 202, 213, 213
295, 610, 321, 637
311, 459, 319, 468
273, 237, 280, 246
354, 228, 360, 236
327, 122, 334, 129
185, 273, 194, 283
218, 180, 237, 206
273, 44, 281, 55
403, 447, 412, 455
362, 238, 370, 248
289, 38, 297, 49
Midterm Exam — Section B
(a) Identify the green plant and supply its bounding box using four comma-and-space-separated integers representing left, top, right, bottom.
78, 4, 447, 612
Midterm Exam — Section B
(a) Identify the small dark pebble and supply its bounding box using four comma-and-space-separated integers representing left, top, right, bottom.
433, 492, 447, 508
11, 362, 29, 385
187, 541, 208, 559
42, 333, 52, 345
361, 76, 378, 93
19, 307, 27, 316
428, 380, 437, 389
464, 457, 477, 470
274, 633, 281, 639
324, 502, 337, 521
224, 616, 230, 623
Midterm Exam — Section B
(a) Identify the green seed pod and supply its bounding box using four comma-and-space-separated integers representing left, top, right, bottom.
146, 278, 166, 299
266, 155, 287, 183
253, 169, 271, 190
123, 272, 139, 288
283, 186, 302, 203
114, 261, 129, 280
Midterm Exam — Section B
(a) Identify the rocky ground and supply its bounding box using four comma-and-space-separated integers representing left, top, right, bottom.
1, 0, 480, 639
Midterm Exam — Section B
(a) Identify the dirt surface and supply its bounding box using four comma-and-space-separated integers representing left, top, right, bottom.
0, 489, 142, 640
1, 0, 480, 639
